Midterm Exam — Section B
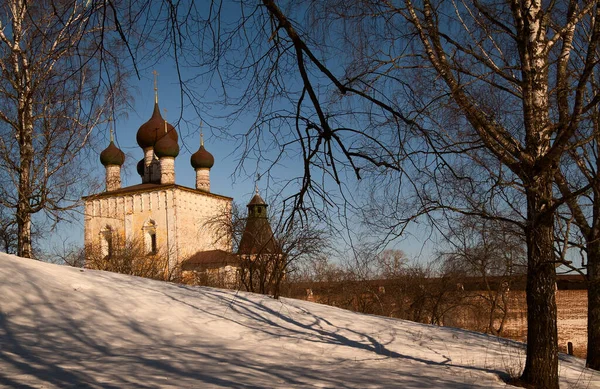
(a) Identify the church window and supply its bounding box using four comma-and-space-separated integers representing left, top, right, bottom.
143, 220, 157, 255
100, 226, 113, 258
151, 232, 157, 254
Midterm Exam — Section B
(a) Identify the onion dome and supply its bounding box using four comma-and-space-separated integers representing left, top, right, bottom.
191, 145, 214, 169
100, 141, 125, 166
154, 131, 180, 158
136, 103, 178, 149
136, 159, 144, 176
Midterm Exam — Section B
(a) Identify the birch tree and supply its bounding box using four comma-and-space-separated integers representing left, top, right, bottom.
0, 0, 124, 257
398, 4, 595, 385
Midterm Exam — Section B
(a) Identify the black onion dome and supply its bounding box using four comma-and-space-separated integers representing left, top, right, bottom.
136, 102, 178, 148
154, 132, 180, 158
190, 145, 214, 169
136, 158, 144, 176
100, 141, 125, 166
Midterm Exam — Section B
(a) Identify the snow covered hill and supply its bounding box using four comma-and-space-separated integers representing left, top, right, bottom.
0, 253, 598, 388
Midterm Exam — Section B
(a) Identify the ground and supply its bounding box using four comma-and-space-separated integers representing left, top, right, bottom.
0, 253, 598, 388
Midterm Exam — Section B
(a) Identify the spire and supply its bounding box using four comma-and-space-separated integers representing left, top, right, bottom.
255, 172, 260, 195
153, 69, 159, 104
200, 121, 204, 147
109, 117, 114, 143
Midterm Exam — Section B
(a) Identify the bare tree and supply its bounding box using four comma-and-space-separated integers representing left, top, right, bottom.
208, 201, 329, 298
44, 238, 86, 268
0, 0, 126, 258
438, 217, 526, 335
292, 249, 468, 324
0, 206, 17, 254
85, 235, 176, 282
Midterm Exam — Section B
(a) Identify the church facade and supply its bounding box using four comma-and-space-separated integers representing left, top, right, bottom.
83, 88, 233, 272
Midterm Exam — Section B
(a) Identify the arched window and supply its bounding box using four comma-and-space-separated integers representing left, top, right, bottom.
143, 220, 157, 254
100, 225, 113, 258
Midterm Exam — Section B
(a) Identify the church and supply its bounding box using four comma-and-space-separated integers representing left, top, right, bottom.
83, 80, 277, 282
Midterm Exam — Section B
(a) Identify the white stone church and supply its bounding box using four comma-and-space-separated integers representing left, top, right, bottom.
83, 85, 277, 280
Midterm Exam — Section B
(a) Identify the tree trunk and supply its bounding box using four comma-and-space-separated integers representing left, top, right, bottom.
520, 178, 559, 388
16, 94, 34, 259
16, 207, 31, 258
587, 239, 600, 370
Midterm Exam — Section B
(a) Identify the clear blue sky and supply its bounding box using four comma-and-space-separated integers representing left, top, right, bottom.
43, 60, 435, 265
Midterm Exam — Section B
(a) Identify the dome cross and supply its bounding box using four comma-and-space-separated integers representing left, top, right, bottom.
153, 69, 159, 103
108, 116, 114, 143
200, 121, 204, 147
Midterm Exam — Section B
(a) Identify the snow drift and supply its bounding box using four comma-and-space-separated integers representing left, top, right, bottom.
0, 253, 598, 388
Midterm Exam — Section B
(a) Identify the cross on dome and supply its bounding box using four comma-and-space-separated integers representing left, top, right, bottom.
200, 121, 204, 147
109, 116, 114, 142
153, 69, 159, 103
255, 173, 261, 195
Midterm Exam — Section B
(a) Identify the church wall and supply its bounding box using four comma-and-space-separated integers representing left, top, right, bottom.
84, 190, 171, 260
84, 186, 232, 269
172, 189, 232, 260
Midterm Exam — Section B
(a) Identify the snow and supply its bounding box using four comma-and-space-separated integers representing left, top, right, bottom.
0, 253, 598, 388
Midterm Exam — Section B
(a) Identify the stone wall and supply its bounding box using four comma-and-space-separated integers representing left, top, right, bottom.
84, 185, 232, 268
503, 290, 588, 358
283, 279, 589, 358
173, 188, 232, 260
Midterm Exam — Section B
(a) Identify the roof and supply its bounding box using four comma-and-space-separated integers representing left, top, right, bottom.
181, 250, 240, 270
247, 193, 266, 206
238, 217, 280, 255
82, 183, 233, 201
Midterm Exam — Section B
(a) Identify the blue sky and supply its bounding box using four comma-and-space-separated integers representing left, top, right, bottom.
42, 60, 435, 265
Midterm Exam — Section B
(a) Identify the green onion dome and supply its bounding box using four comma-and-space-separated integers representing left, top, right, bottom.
136, 103, 178, 149
190, 145, 214, 169
100, 141, 125, 166
154, 131, 180, 158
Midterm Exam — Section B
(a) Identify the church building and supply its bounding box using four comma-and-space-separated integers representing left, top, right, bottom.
83, 80, 235, 272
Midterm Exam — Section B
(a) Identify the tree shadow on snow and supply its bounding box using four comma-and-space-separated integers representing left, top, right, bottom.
0, 259, 517, 388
